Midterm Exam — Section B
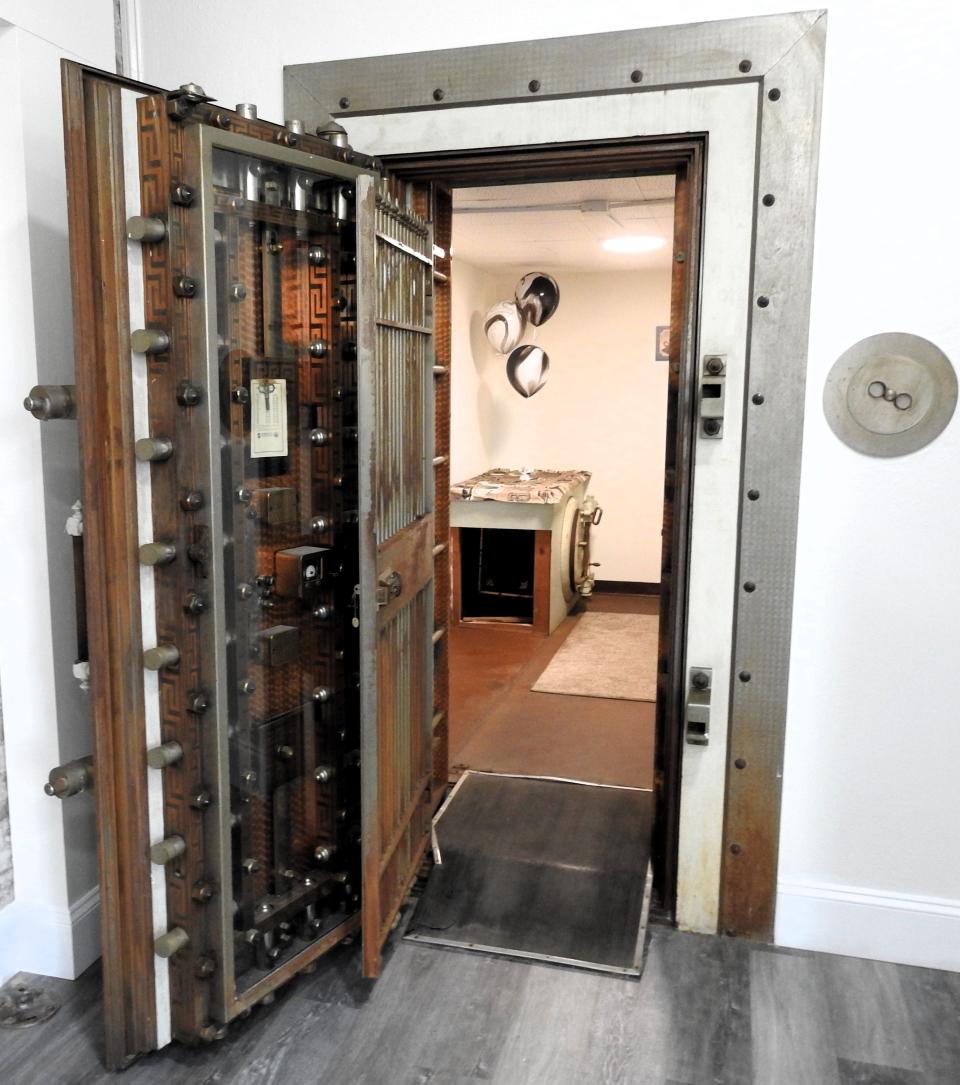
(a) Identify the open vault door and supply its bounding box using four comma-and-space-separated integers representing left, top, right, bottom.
356, 176, 437, 977
57, 62, 445, 1067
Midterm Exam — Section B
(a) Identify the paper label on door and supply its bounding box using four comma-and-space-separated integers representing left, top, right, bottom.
250, 377, 288, 458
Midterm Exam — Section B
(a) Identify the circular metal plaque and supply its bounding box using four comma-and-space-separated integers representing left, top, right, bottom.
823, 333, 957, 456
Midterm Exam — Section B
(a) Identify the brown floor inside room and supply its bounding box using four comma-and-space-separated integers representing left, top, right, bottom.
448, 592, 658, 789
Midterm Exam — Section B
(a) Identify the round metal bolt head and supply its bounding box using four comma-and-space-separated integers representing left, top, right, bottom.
173, 275, 198, 298
738, 59, 752, 73
180, 489, 204, 511
743, 581, 757, 593
190, 790, 212, 809
630, 69, 643, 83
739, 670, 752, 683
232, 386, 250, 405
155, 927, 189, 958
752, 393, 765, 405
528, 79, 541, 93
188, 785, 211, 811
768, 87, 782, 101
747, 489, 760, 501
150, 835, 186, 865
177, 381, 202, 406
172, 182, 196, 206
183, 591, 208, 615
135, 436, 174, 462
23, 385, 77, 421
195, 956, 217, 978
757, 295, 770, 308
730, 843, 743, 855
734, 758, 747, 770
230, 282, 247, 302
131, 328, 170, 355
143, 643, 180, 671
309, 339, 328, 358
339, 96, 350, 109
126, 215, 166, 243
308, 245, 327, 267
188, 690, 210, 714
432, 88, 445, 101
762, 193, 776, 207
146, 740, 183, 769
139, 541, 177, 566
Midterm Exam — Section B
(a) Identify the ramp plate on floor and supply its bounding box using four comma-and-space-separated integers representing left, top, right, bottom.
405, 771, 653, 974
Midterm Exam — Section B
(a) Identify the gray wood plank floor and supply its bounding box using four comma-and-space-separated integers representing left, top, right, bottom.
1, 925, 957, 1085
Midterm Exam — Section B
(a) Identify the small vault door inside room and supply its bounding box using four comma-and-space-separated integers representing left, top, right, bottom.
61, 64, 442, 1067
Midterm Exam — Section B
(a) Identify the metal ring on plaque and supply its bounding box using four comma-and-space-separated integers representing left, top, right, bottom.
823, 332, 957, 456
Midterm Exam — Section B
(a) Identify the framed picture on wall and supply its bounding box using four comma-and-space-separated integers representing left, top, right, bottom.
655, 325, 670, 361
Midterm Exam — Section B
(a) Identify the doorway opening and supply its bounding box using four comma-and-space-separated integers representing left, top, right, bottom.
446, 172, 675, 788
391, 138, 704, 961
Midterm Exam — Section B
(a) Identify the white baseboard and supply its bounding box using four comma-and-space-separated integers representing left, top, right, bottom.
776, 878, 960, 972
0, 885, 101, 984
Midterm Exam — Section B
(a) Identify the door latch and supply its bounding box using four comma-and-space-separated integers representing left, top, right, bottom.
685, 667, 712, 745
700, 355, 726, 438
376, 569, 402, 607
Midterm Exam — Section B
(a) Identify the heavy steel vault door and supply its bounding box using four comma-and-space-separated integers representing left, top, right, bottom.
59, 63, 437, 1065
356, 177, 435, 977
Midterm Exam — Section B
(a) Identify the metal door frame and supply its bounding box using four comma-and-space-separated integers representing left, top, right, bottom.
377, 136, 704, 926
284, 10, 827, 939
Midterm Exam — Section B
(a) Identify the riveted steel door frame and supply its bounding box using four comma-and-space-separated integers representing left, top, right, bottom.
285, 10, 827, 940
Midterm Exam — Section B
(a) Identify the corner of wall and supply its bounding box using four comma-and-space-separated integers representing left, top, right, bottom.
0, 886, 100, 985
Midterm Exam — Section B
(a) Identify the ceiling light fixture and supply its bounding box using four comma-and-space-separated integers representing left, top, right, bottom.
601, 235, 666, 253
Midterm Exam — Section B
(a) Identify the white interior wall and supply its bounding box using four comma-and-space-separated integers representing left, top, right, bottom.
133, 0, 960, 969
451, 260, 670, 583
0, 2, 115, 983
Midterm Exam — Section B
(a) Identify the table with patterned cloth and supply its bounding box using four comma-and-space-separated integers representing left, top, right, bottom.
451, 468, 591, 505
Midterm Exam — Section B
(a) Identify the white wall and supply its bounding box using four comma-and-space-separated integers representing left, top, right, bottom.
134, 0, 960, 970
451, 260, 670, 583
0, 0, 941, 973
0, 3, 114, 983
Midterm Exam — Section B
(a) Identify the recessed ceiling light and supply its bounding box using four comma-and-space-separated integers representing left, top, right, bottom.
601, 235, 667, 253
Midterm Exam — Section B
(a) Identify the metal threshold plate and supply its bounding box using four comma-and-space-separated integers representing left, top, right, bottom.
405, 771, 653, 975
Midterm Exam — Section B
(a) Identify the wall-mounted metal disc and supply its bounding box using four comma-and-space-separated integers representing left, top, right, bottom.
823, 333, 957, 456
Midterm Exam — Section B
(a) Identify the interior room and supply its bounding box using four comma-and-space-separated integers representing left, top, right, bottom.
400, 176, 676, 974
445, 175, 674, 789
1, 4, 958, 1083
